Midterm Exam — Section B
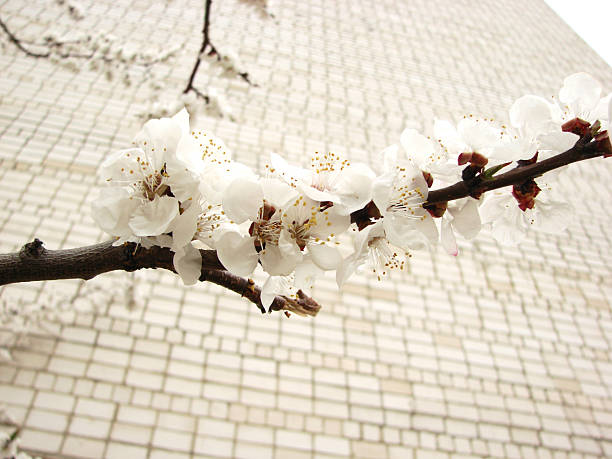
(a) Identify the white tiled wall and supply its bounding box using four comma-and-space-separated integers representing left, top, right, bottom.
1, 0, 612, 457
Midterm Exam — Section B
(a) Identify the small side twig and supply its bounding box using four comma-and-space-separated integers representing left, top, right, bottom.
183, 0, 255, 103
0, 16, 50, 58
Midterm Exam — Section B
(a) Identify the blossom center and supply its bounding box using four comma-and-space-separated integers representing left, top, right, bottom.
387, 167, 426, 218
249, 201, 281, 250
251, 220, 281, 249
368, 236, 408, 281
310, 152, 349, 192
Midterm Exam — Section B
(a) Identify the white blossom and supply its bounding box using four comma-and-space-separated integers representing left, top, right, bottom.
85, 72, 608, 307
270, 151, 376, 215
557, 72, 610, 126
372, 145, 437, 249
480, 188, 571, 245
337, 220, 411, 287
217, 177, 299, 277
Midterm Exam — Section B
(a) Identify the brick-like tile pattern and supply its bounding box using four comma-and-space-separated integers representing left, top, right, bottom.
1, 0, 611, 457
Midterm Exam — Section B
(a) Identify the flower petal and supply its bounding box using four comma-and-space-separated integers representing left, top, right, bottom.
270, 152, 310, 183
433, 119, 468, 155
301, 185, 339, 203
336, 253, 361, 289
333, 163, 376, 214
260, 231, 302, 276
457, 118, 500, 152
128, 196, 179, 237
216, 231, 259, 276
222, 177, 264, 223
533, 199, 572, 234
449, 198, 481, 240
170, 200, 202, 251
510, 95, 555, 138
309, 207, 351, 240
441, 218, 458, 256
294, 255, 324, 290
134, 115, 182, 167
92, 187, 138, 236
165, 160, 201, 202
261, 177, 298, 207
172, 108, 190, 137
261, 275, 292, 311
173, 243, 202, 285
414, 213, 439, 247
539, 131, 578, 153
559, 72, 602, 118
400, 128, 436, 168
200, 161, 256, 205
381, 144, 399, 173
371, 173, 393, 217
490, 208, 528, 245
308, 243, 342, 271
479, 190, 511, 224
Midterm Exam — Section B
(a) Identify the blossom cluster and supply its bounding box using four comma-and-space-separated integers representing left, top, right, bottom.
93, 73, 611, 310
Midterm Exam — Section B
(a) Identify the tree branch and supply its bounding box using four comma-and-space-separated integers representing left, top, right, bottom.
1, 15, 179, 68
0, 16, 50, 58
349, 135, 609, 229
0, 239, 320, 316
183, 0, 255, 100
424, 136, 604, 205
183, 0, 215, 95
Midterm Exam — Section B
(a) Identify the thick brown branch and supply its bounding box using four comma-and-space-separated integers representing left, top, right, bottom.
0, 239, 320, 316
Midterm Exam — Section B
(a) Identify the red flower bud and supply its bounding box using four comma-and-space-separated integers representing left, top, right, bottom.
512, 179, 541, 211
470, 152, 489, 168
422, 171, 434, 188
594, 130, 612, 158
561, 117, 591, 137
458, 152, 472, 166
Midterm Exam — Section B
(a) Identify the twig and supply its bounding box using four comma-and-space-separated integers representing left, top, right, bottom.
183, 0, 254, 100
349, 134, 609, 229
424, 136, 604, 205
184, 0, 215, 95
1, 15, 180, 72
0, 16, 50, 58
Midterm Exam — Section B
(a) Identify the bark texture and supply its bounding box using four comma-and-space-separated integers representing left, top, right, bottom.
0, 239, 320, 316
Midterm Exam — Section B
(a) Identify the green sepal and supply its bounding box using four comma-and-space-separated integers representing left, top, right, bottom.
481, 162, 512, 180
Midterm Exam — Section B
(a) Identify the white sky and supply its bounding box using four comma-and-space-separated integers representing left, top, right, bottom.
544, 0, 612, 67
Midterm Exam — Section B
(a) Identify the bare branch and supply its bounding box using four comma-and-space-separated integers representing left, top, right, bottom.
0, 16, 50, 58
184, 0, 215, 95
183, 0, 255, 100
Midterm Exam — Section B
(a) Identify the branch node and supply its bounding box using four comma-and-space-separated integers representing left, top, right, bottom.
122, 242, 140, 272
242, 278, 256, 298
270, 290, 321, 317
20, 239, 46, 259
